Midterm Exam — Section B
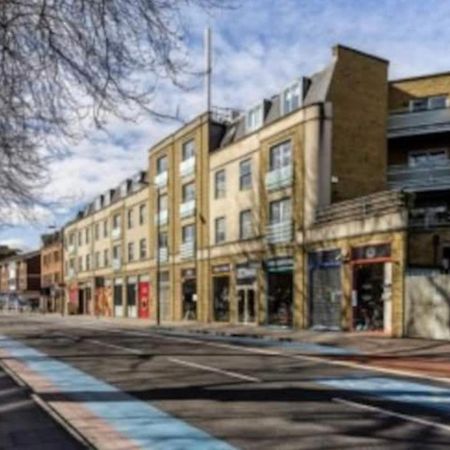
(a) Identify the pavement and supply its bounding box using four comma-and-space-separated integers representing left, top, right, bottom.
0, 313, 449, 449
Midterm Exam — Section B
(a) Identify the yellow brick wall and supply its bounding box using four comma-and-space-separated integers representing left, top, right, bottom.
327, 46, 388, 202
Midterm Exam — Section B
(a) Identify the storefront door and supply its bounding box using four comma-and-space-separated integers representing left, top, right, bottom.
182, 278, 197, 320
127, 277, 137, 318
113, 279, 123, 317
237, 288, 256, 324
213, 276, 230, 322
266, 258, 293, 327
138, 278, 150, 319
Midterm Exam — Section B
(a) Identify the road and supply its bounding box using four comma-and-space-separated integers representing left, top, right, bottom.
0, 314, 449, 449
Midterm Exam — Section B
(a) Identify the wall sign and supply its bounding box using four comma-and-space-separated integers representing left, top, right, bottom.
181, 268, 196, 278
212, 264, 231, 274
266, 258, 294, 273
351, 244, 391, 261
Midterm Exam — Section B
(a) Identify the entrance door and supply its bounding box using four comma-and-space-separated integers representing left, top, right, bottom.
267, 271, 293, 326
213, 276, 230, 322
138, 282, 150, 319
182, 279, 197, 320
353, 263, 385, 331
237, 288, 256, 324
127, 280, 137, 318
78, 289, 85, 314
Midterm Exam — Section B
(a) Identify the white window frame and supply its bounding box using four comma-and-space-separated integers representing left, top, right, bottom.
245, 103, 263, 132
269, 197, 292, 224
269, 140, 292, 171
281, 79, 301, 115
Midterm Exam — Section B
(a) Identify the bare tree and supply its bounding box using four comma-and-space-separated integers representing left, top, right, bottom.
0, 0, 231, 221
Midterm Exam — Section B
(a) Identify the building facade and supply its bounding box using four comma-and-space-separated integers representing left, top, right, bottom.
41, 231, 64, 313
61, 43, 450, 337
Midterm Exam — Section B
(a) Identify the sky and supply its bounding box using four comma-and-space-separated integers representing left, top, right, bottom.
3, 0, 450, 251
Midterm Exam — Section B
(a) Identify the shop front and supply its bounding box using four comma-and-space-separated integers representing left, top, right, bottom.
113, 278, 123, 317
308, 249, 342, 330
126, 276, 138, 318
235, 261, 258, 324
351, 243, 393, 333
68, 284, 78, 314
181, 268, 196, 320
212, 264, 230, 322
138, 275, 151, 319
77, 282, 92, 315
266, 258, 293, 327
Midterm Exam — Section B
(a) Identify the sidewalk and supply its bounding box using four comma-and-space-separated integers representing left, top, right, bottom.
29, 313, 450, 382
0, 365, 85, 450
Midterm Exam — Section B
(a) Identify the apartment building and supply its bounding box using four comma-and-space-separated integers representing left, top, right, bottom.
41, 231, 64, 312
0, 251, 41, 307
63, 43, 450, 337
63, 171, 151, 317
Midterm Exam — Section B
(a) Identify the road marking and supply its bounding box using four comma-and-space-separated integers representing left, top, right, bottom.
168, 357, 261, 383
333, 397, 450, 434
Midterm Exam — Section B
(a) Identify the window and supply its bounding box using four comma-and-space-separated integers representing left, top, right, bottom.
139, 204, 146, 225
215, 217, 226, 243
270, 140, 292, 171
282, 82, 301, 114
156, 155, 168, 174
127, 208, 134, 229
113, 213, 121, 229
270, 198, 292, 224
182, 139, 195, 160
94, 223, 100, 240
214, 169, 226, 199
240, 209, 253, 239
78, 231, 82, 246
246, 104, 263, 131
85, 254, 91, 271
85, 227, 90, 244
113, 245, 121, 260
239, 159, 252, 190
95, 252, 100, 268
409, 149, 447, 167
103, 219, 108, 238
128, 242, 135, 262
182, 182, 196, 202
158, 193, 168, 211
182, 224, 195, 243
158, 232, 168, 249
410, 95, 447, 112
139, 239, 147, 259
69, 233, 75, 246
104, 249, 109, 267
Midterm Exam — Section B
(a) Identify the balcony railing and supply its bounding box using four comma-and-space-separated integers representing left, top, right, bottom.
180, 157, 196, 178
388, 161, 450, 191
265, 164, 293, 191
68, 244, 76, 255
266, 220, 293, 244
158, 247, 168, 263
180, 200, 195, 219
154, 171, 168, 188
112, 258, 121, 271
388, 107, 450, 138
180, 241, 195, 260
111, 227, 121, 240
156, 210, 168, 226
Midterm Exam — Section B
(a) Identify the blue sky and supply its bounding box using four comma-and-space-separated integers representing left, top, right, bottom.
3, 0, 450, 250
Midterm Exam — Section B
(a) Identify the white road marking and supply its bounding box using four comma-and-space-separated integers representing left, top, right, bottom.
333, 397, 450, 434
168, 357, 261, 383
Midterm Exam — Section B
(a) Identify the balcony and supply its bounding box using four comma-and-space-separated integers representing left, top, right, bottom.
180, 200, 195, 219
180, 157, 195, 178
180, 241, 195, 260
388, 108, 450, 138
266, 220, 293, 244
154, 171, 168, 188
111, 227, 121, 240
158, 247, 168, 263
112, 258, 121, 271
68, 244, 76, 255
388, 161, 450, 191
409, 207, 450, 229
265, 165, 293, 191
155, 210, 168, 226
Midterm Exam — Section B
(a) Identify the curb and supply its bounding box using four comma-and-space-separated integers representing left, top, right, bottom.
0, 359, 96, 450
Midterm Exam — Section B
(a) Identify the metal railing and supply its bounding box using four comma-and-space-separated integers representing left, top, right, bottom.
265, 164, 293, 191
266, 220, 293, 244
388, 161, 450, 191
179, 157, 196, 177
155, 210, 168, 226
154, 171, 168, 188
180, 200, 195, 219
315, 191, 406, 225
180, 241, 195, 259
388, 107, 450, 138
158, 247, 168, 262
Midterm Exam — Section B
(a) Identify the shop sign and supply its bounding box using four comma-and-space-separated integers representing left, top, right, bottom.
236, 261, 259, 283
181, 268, 196, 279
266, 258, 294, 273
212, 264, 231, 274
351, 244, 391, 261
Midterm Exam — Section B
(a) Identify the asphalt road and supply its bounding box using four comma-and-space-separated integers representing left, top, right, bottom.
0, 314, 449, 449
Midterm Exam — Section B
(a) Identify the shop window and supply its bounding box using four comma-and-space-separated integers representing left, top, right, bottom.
213, 276, 230, 322
239, 159, 252, 190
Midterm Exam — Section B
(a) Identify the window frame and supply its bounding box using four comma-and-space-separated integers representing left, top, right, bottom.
269, 140, 292, 171
269, 197, 292, 224
156, 155, 168, 174
214, 169, 226, 199
239, 209, 253, 240
182, 182, 196, 202
182, 139, 196, 161
239, 159, 252, 191
215, 216, 226, 244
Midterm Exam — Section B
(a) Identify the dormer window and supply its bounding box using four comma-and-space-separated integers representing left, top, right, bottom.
282, 81, 301, 115
246, 104, 263, 132
409, 95, 447, 112
120, 181, 128, 197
